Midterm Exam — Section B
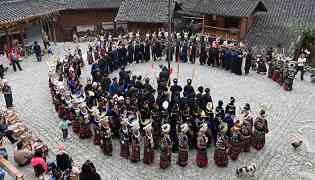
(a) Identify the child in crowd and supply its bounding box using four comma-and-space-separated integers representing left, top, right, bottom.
59, 118, 71, 141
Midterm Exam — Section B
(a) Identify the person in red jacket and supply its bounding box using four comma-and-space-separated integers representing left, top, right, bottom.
31, 150, 48, 177
8, 47, 23, 72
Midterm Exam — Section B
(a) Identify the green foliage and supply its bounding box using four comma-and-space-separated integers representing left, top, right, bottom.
290, 25, 315, 42
303, 29, 315, 41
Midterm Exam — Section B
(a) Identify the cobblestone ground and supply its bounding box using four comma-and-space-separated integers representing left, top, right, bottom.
1, 42, 315, 180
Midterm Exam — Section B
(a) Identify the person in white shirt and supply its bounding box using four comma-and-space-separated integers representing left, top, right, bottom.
297, 53, 307, 80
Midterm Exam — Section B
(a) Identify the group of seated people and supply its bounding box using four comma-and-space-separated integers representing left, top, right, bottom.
12, 141, 71, 179
12, 140, 101, 180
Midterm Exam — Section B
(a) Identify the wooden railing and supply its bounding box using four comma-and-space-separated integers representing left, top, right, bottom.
0, 157, 24, 180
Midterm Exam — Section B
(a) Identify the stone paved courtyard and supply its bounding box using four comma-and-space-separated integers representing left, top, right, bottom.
1, 42, 315, 180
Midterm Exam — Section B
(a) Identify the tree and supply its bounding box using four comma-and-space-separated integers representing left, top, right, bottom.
290, 25, 315, 67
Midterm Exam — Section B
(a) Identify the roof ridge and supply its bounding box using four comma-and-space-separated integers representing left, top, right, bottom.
0, 0, 26, 5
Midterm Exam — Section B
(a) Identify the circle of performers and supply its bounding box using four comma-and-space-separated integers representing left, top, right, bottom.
48, 44, 270, 169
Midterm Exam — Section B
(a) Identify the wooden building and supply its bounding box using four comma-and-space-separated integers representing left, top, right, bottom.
55, 0, 123, 41
245, 0, 315, 64
115, 0, 180, 34
115, 0, 266, 40
0, 0, 63, 51
178, 0, 267, 41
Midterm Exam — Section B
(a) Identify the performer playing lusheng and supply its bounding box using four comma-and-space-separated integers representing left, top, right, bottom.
252, 110, 269, 151
143, 123, 154, 164
196, 123, 208, 168
160, 124, 172, 169
177, 123, 189, 167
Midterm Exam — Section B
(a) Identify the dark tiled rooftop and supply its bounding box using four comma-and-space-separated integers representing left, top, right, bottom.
0, 0, 64, 24
245, 0, 315, 52
180, 0, 267, 17
115, 0, 175, 23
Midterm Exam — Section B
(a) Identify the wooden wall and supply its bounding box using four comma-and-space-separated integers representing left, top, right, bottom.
56, 9, 116, 41
127, 22, 164, 35
239, 17, 247, 40
247, 16, 255, 32
203, 15, 257, 41
239, 16, 256, 40
203, 15, 240, 41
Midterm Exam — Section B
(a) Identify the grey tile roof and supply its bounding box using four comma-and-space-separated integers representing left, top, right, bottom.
0, 0, 123, 27
0, 0, 63, 23
245, 0, 315, 54
180, 0, 267, 17
115, 0, 175, 23
0, 0, 64, 24
61, 0, 123, 10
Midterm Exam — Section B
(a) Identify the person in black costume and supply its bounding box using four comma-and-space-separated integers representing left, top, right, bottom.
199, 38, 207, 65
170, 78, 182, 107
134, 41, 141, 63
207, 44, 215, 66
189, 39, 197, 64
79, 160, 101, 180
127, 41, 134, 64
225, 97, 236, 116
202, 88, 212, 110
245, 50, 253, 75
144, 39, 151, 62
183, 79, 195, 100
215, 100, 225, 120
196, 86, 204, 109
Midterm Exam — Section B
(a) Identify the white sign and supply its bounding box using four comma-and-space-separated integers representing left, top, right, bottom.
77, 25, 95, 32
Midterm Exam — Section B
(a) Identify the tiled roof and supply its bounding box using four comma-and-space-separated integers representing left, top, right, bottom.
61, 0, 123, 10
115, 0, 175, 23
245, 0, 315, 54
180, 0, 267, 17
0, 0, 64, 24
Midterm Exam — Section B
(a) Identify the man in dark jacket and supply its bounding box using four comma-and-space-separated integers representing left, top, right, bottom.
111, 47, 119, 70
170, 78, 182, 106
120, 44, 128, 66
99, 55, 109, 74
56, 144, 72, 172
33, 41, 42, 62
91, 61, 100, 81
109, 77, 119, 96
183, 78, 195, 99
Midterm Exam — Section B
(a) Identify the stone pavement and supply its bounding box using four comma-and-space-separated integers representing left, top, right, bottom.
1, 42, 315, 180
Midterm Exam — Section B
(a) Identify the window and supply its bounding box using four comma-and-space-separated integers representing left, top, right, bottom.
224, 17, 240, 28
